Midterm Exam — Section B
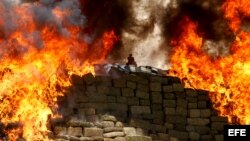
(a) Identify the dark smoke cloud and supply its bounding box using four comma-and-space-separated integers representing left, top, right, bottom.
164, 0, 235, 58
79, 0, 127, 42
165, 0, 226, 39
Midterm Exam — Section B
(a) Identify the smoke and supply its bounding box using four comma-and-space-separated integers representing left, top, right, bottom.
111, 0, 171, 69
9, 0, 21, 5
79, 0, 126, 44
31, 0, 86, 36
203, 40, 230, 58
4, 0, 237, 68
0, 0, 86, 58
111, 0, 235, 68
164, 0, 234, 57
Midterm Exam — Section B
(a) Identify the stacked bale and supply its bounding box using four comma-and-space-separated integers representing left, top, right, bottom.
52, 70, 228, 141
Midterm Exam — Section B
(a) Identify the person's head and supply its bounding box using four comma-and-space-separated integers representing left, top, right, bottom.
129, 54, 132, 57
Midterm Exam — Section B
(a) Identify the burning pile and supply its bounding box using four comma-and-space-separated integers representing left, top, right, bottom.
0, 0, 250, 140
0, 0, 117, 140
169, 0, 250, 125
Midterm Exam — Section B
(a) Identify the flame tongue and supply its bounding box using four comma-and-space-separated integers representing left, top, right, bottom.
222, 0, 250, 32
0, 1, 117, 140
169, 0, 250, 124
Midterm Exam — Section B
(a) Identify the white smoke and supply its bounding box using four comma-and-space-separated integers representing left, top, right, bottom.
121, 0, 171, 69
9, 0, 21, 5
203, 40, 230, 58
119, 0, 233, 69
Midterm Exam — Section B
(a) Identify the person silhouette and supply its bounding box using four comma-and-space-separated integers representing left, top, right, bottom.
126, 54, 137, 66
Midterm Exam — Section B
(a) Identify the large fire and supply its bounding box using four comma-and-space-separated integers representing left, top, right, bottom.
2, 0, 250, 140
0, 1, 117, 140
169, 0, 250, 125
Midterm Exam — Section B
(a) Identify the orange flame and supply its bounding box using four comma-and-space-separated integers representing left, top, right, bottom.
169, 13, 250, 124
222, 0, 250, 32
0, 2, 117, 141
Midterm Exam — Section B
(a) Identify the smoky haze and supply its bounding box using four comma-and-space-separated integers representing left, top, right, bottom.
118, 0, 236, 68
98, 0, 234, 69
15, 0, 235, 69
112, 0, 171, 69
